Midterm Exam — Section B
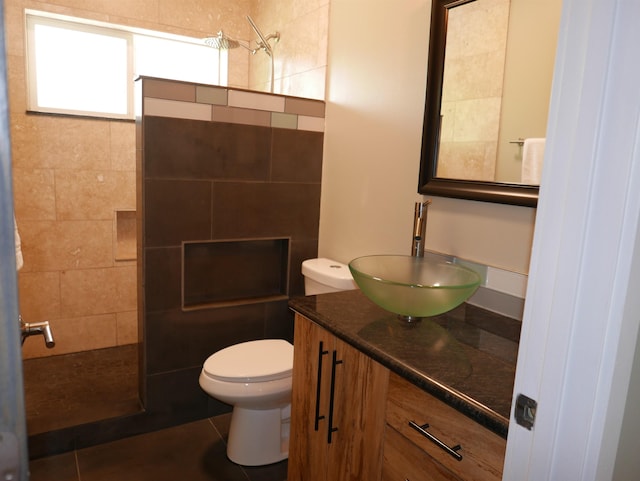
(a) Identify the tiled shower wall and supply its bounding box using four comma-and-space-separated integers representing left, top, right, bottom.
138, 77, 324, 417
4, 0, 328, 359
250, 1, 329, 98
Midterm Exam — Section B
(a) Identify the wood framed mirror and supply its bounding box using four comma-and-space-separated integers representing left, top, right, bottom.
418, 0, 561, 207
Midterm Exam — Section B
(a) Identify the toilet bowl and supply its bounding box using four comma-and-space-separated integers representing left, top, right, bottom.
199, 339, 293, 466
199, 258, 356, 466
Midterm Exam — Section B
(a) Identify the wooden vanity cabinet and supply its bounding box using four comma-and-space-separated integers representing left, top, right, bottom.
383, 372, 506, 481
288, 313, 507, 481
288, 313, 389, 481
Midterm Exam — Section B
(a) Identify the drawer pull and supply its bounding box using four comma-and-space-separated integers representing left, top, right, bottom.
409, 420, 463, 461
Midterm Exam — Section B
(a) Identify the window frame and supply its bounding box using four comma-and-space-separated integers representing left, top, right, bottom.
24, 10, 227, 121
25, 13, 134, 120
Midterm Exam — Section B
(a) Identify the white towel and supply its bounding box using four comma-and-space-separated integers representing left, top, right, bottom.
521, 138, 546, 185
14, 215, 23, 271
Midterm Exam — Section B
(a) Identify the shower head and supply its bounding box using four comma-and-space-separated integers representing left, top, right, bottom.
204, 30, 260, 54
205, 18, 279, 56
204, 31, 243, 50
246, 15, 280, 56
204, 17, 280, 94
204, 31, 240, 50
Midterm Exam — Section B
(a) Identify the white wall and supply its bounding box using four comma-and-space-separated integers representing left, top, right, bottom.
496, 0, 561, 183
319, 0, 536, 274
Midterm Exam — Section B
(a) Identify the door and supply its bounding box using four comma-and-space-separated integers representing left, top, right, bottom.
503, 0, 640, 479
0, 1, 29, 479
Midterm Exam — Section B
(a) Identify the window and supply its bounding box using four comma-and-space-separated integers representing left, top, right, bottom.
134, 35, 223, 87
27, 18, 131, 118
26, 11, 227, 119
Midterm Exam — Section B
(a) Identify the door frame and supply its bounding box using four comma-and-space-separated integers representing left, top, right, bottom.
0, 0, 29, 478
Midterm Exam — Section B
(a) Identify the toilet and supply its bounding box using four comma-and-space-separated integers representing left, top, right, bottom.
198, 257, 357, 466
301, 257, 358, 294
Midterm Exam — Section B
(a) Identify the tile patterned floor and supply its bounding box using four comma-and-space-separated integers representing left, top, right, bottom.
24, 346, 287, 480
28, 415, 288, 481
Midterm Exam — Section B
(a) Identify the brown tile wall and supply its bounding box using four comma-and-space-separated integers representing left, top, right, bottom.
139, 78, 324, 418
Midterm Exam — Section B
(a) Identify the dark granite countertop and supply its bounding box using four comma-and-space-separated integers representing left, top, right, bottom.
289, 289, 520, 439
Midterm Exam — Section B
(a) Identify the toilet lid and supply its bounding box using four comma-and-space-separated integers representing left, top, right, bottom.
203, 339, 293, 383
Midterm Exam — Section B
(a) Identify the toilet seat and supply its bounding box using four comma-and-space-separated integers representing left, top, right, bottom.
203, 339, 293, 383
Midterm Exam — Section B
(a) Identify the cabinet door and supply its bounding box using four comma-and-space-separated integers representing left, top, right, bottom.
288, 314, 389, 481
288, 314, 334, 481
327, 335, 389, 481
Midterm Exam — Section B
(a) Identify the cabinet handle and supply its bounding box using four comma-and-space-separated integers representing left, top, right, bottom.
409, 420, 463, 461
314, 341, 329, 431
327, 350, 343, 444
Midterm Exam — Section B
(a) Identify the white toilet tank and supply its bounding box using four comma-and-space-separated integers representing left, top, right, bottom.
302, 258, 357, 295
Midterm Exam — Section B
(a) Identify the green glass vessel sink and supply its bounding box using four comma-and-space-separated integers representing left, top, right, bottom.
348, 255, 481, 319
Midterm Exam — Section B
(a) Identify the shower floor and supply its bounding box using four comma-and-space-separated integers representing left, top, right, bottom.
23, 344, 142, 435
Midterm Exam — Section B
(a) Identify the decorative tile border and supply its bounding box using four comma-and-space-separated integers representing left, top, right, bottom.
139, 77, 325, 133
143, 98, 212, 122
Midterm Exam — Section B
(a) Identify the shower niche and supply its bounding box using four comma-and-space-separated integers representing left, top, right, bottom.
182, 238, 290, 310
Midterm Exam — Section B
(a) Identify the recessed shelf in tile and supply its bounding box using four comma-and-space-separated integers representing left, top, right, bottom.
182, 238, 290, 310
115, 210, 137, 261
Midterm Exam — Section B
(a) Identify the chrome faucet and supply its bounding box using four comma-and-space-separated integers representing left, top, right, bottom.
20, 315, 55, 348
411, 200, 431, 257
